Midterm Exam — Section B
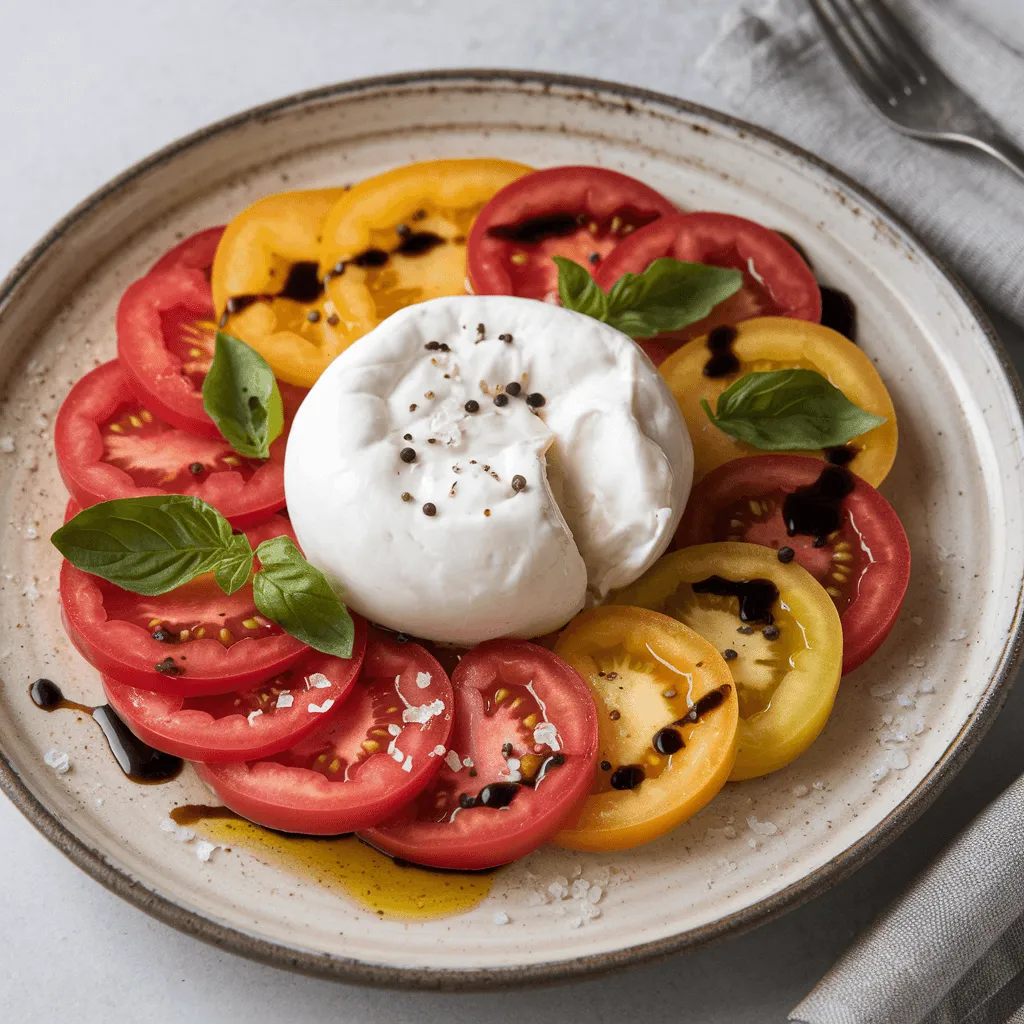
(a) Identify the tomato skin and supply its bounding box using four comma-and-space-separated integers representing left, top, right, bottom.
102, 637, 366, 762
150, 227, 225, 276
594, 213, 821, 360
552, 606, 738, 851
676, 455, 910, 674
659, 316, 897, 486
60, 511, 309, 696
54, 359, 300, 527
362, 640, 598, 870
467, 165, 678, 303
117, 267, 221, 437
196, 633, 454, 835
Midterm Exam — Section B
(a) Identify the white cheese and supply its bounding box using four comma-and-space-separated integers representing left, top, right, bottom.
285, 296, 691, 644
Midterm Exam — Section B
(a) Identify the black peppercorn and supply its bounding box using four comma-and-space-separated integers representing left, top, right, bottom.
494, 393, 509, 407
422, 503, 436, 517
762, 625, 781, 641
189, 462, 204, 475
464, 399, 480, 413
526, 392, 546, 408
778, 546, 795, 563
511, 475, 527, 492
399, 447, 416, 463
505, 382, 522, 397
722, 648, 739, 661
306, 309, 320, 323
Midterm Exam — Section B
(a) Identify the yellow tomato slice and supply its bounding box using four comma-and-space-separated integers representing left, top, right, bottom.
318, 158, 532, 345
659, 317, 897, 486
553, 606, 738, 852
613, 542, 842, 780
212, 188, 349, 388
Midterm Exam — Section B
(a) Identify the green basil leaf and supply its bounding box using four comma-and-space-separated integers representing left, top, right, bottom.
554, 256, 609, 321
202, 331, 284, 459
604, 258, 743, 337
700, 368, 887, 450
252, 536, 355, 658
51, 496, 254, 597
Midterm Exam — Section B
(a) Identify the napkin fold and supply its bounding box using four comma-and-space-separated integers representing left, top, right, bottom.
699, 2, 1024, 1020
698, 0, 1024, 328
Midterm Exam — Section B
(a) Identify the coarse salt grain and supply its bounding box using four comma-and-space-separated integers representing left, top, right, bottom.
195, 840, 218, 863
919, 680, 935, 694
0, 436, 14, 453
276, 694, 294, 709
571, 879, 591, 899
493, 911, 509, 925
950, 629, 968, 641
533, 721, 559, 750
402, 699, 445, 725
444, 750, 462, 772
746, 815, 779, 836
247, 710, 263, 726
588, 885, 603, 904
870, 765, 890, 783
431, 744, 446, 757
308, 699, 334, 714
886, 748, 910, 771
24, 526, 38, 540
308, 673, 332, 689
896, 693, 916, 708
416, 671, 432, 689
44, 749, 70, 774
793, 784, 810, 797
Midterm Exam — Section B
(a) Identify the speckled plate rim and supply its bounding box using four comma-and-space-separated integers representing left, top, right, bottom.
0, 69, 1022, 992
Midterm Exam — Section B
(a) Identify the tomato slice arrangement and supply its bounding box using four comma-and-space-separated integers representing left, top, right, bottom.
594, 213, 821, 363
466, 166, 678, 304
212, 188, 349, 388
551, 606, 738, 850
319, 159, 532, 367
195, 632, 453, 834
676, 455, 910, 674
659, 317, 898, 486
614, 543, 842, 780
363, 640, 598, 870
103, 641, 366, 762
149, 226, 225, 277
54, 359, 300, 526
61, 509, 309, 695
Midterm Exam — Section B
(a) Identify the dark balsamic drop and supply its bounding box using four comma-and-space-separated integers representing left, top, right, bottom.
278, 261, 324, 303
819, 286, 857, 343
652, 727, 685, 755
824, 444, 858, 467
782, 465, 855, 545
350, 248, 390, 268
28, 680, 182, 784
703, 325, 740, 378
609, 764, 646, 791
692, 576, 779, 623
476, 782, 520, 808
224, 294, 261, 316
487, 213, 580, 245
673, 685, 733, 726
394, 231, 446, 257
170, 804, 237, 827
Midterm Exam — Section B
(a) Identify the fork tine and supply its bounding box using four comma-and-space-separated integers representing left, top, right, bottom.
829, 0, 914, 97
858, 0, 932, 84
809, 0, 899, 107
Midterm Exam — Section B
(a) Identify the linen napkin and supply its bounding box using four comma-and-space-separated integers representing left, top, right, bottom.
697, 0, 1024, 328
698, 2, 1024, 1021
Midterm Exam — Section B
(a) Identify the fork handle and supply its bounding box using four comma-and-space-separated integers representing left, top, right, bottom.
964, 134, 1024, 185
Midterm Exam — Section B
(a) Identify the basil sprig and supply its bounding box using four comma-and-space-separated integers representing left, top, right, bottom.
555, 256, 742, 337
700, 369, 886, 450
52, 497, 354, 658
202, 331, 284, 459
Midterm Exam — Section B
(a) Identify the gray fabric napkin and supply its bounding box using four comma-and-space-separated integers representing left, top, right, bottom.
698, 2, 1024, 1021
697, 0, 1024, 328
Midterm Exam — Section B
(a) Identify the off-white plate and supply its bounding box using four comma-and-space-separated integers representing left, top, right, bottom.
1, 72, 1022, 990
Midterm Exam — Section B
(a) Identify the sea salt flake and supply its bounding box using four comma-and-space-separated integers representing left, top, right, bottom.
444, 750, 462, 772
308, 672, 332, 689
587, 885, 603, 904
578, 903, 601, 921
793, 784, 810, 797
430, 744, 446, 757
23, 526, 38, 540
949, 629, 968, 641
247, 710, 263, 726
717, 857, 738, 874
746, 815, 779, 836
533, 721, 559, 751
275, 694, 294, 709
919, 680, 936, 694
462, 756, 474, 768
308, 699, 335, 714
402, 699, 445, 725
416, 671, 432, 689
23, 579, 40, 601
44, 749, 70, 774
0, 436, 14, 453
571, 879, 591, 899
886, 748, 910, 770
870, 764, 890, 783
388, 724, 402, 736
896, 694, 916, 708
493, 911, 509, 925
401, 754, 413, 773
195, 840, 218, 863
548, 881, 569, 900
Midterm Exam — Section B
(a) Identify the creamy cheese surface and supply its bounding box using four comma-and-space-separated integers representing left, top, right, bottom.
284, 295, 692, 644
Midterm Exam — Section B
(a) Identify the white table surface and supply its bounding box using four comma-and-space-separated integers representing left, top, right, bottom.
2, 2, 1023, 1021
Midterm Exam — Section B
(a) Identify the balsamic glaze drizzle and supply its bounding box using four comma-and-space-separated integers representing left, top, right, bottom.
692, 576, 779, 624
819, 286, 858, 343
29, 679, 182, 784
703, 325, 740, 379
672, 684, 733, 727
782, 464, 855, 546
486, 213, 581, 245
824, 444, 858, 467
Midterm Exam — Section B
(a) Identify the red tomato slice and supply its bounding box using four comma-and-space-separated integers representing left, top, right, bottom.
466, 166, 678, 303
149, 227, 225, 277
195, 633, 454, 834
675, 455, 910, 674
60, 509, 309, 695
54, 359, 301, 527
102, 639, 366, 762
362, 640, 598, 870
594, 213, 822, 362
117, 267, 222, 437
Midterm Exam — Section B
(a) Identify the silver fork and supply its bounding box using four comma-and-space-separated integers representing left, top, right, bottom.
809, 0, 1024, 183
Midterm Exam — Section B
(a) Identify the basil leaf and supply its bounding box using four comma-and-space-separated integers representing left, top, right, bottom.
51, 496, 253, 597
604, 258, 743, 337
252, 536, 355, 658
202, 331, 284, 459
700, 369, 887, 450
554, 256, 609, 321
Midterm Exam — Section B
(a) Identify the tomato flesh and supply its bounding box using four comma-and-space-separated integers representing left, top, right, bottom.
467, 166, 678, 303
103, 638, 366, 762
363, 640, 598, 869
195, 633, 454, 834
675, 455, 910, 673
594, 213, 821, 359
60, 510, 309, 695
150, 227, 225, 277
54, 359, 302, 526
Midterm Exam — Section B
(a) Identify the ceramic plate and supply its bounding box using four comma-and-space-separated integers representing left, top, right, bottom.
1, 71, 1022, 989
